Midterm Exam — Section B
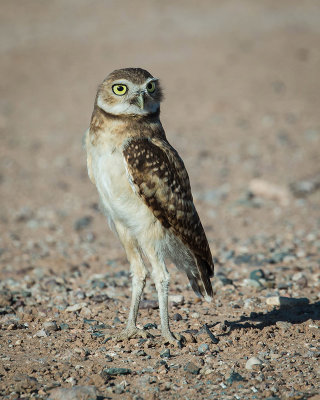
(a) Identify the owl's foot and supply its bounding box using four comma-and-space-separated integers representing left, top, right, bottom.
105, 327, 154, 342
162, 331, 185, 348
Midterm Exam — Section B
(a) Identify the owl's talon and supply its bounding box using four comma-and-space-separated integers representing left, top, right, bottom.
162, 332, 186, 348
107, 327, 154, 342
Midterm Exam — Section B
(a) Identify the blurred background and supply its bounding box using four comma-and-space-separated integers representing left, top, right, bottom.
1, 2, 320, 396
1, 0, 320, 265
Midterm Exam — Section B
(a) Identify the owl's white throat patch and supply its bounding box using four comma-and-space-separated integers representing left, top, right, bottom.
97, 96, 159, 116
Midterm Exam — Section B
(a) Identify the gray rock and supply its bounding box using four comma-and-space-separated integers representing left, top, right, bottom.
290, 174, 320, 197
136, 350, 147, 356
234, 254, 254, 265
265, 398, 280, 400
113, 315, 121, 325
216, 274, 233, 286
198, 343, 209, 355
91, 294, 110, 303
114, 383, 125, 394
43, 321, 58, 332
74, 216, 93, 231
154, 360, 168, 369
48, 385, 97, 400
101, 367, 131, 376
173, 313, 183, 321
269, 252, 291, 263
244, 298, 255, 309
83, 318, 97, 325
160, 349, 171, 359
184, 362, 200, 375
226, 371, 244, 385
250, 269, 265, 281
91, 280, 106, 289
143, 322, 157, 330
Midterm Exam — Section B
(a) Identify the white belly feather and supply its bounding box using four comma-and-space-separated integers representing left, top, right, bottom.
90, 143, 159, 238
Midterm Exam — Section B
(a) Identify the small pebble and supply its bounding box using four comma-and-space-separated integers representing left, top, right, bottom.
244, 298, 255, 309
226, 371, 244, 385
173, 313, 183, 321
243, 279, 262, 289
83, 318, 97, 325
114, 384, 125, 394
66, 303, 87, 312
204, 368, 214, 375
136, 350, 147, 356
160, 349, 171, 359
74, 216, 93, 231
113, 316, 121, 325
198, 343, 209, 355
216, 273, 233, 286
34, 329, 47, 338
143, 322, 157, 330
80, 307, 92, 318
65, 376, 77, 385
245, 356, 263, 370
184, 362, 200, 375
43, 321, 58, 332
154, 360, 168, 370
168, 294, 184, 305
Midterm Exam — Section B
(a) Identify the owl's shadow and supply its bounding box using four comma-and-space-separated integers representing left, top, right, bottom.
217, 300, 320, 336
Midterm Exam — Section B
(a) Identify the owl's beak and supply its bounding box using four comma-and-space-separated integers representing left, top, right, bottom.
135, 93, 144, 109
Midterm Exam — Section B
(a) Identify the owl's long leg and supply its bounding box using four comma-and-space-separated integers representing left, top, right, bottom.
145, 248, 184, 346
111, 223, 151, 340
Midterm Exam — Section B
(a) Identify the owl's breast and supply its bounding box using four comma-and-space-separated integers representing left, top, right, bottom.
89, 143, 157, 233
91, 144, 129, 202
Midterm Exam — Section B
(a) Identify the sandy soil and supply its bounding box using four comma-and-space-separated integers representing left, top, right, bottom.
0, 1, 320, 399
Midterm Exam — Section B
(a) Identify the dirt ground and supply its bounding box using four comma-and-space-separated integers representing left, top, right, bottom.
1, 1, 320, 399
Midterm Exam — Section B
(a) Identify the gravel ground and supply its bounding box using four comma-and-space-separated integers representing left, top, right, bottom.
1, 1, 320, 399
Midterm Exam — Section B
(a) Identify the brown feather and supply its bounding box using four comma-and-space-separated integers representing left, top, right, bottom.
123, 137, 214, 297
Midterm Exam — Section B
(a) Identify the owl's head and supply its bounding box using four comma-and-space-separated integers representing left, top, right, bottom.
96, 68, 163, 117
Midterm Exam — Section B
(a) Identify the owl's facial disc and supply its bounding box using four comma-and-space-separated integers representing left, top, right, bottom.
97, 77, 161, 116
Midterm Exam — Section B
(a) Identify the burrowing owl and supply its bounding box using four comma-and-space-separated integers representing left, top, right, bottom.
85, 68, 214, 346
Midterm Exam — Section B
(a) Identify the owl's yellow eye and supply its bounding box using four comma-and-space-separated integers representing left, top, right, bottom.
112, 84, 127, 96
146, 81, 156, 93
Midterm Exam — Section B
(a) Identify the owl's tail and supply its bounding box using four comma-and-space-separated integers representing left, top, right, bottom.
187, 256, 214, 301
167, 233, 214, 301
